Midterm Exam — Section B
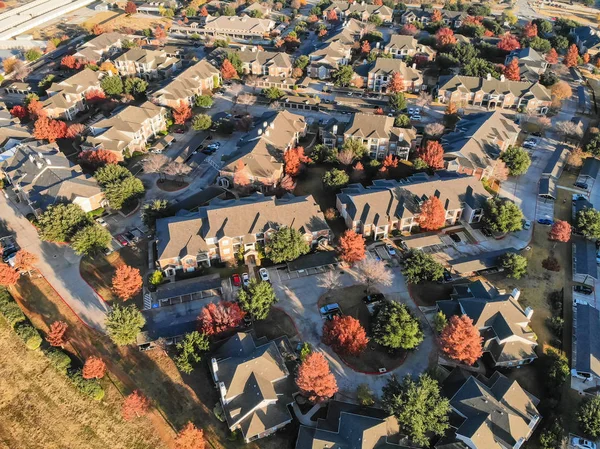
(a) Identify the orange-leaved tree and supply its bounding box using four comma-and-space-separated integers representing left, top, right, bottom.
284, 146, 310, 176
338, 229, 365, 263
418, 140, 444, 170
33, 117, 67, 142
296, 352, 338, 403
503, 58, 520, 81
546, 48, 559, 64
497, 33, 520, 51
221, 59, 238, 80
0, 262, 19, 286
435, 27, 456, 47
112, 265, 143, 301
549, 220, 571, 242
323, 315, 368, 355
387, 71, 404, 93
82, 356, 107, 379
439, 315, 483, 365
418, 196, 446, 231
46, 321, 68, 347
13, 249, 38, 272
199, 301, 246, 335
65, 123, 86, 139
523, 22, 537, 38
564, 44, 579, 68
175, 422, 205, 449
79, 149, 118, 168
172, 103, 192, 125
233, 159, 250, 187
122, 390, 151, 421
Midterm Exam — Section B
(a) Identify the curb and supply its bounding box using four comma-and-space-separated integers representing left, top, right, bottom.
78, 266, 111, 305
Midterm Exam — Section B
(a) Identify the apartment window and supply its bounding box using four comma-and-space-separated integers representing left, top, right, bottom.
222, 248, 230, 255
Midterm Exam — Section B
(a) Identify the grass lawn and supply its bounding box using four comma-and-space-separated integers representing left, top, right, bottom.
317, 286, 406, 372
253, 307, 298, 341
409, 281, 454, 307
80, 244, 148, 308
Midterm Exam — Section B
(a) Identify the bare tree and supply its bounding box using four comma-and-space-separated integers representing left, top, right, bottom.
424, 122, 444, 138
556, 120, 583, 138
493, 159, 509, 182
318, 270, 341, 299
280, 174, 296, 191
246, 74, 259, 92
229, 84, 244, 111
237, 93, 254, 112
355, 258, 393, 294
536, 116, 552, 134
337, 149, 355, 166
415, 91, 432, 107
12, 60, 31, 81
361, 23, 376, 34
142, 153, 169, 181
164, 161, 192, 185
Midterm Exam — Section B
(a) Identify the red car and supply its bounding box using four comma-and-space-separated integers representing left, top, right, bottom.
115, 234, 129, 246
232, 274, 241, 287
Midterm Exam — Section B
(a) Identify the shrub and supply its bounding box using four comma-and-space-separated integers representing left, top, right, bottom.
45, 348, 72, 374
15, 324, 42, 350
542, 256, 560, 272
0, 301, 26, 328
69, 370, 105, 401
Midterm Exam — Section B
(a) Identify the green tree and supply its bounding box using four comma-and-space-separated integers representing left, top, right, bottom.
263, 86, 284, 100
501, 253, 528, 279
226, 51, 243, 74
450, 43, 479, 64
174, 331, 209, 374
357, 383, 375, 406
266, 226, 309, 263
100, 75, 124, 96
69, 370, 105, 400
578, 396, 600, 438
368, 14, 383, 26
552, 35, 569, 50
16, 324, 42, 350
500, 146, 531, 175
342, 138, 367, 159
71, 224, 111, 255
433, 311, 447, 333
237, 279, 277, 320
389, 92, 407, 111
382, 374, 451, 447
299, 342, 311, 361
322, 168, 349, 190
95, 164, 131, 185
332, 65, 355, 87
38, 74, 56, 91
401, 249, 444, 284
141, 199, 170, 229
38, 203, 91, 242
294, 55, 310, 70
45, 348, 72, 374
194, 95, 213, 108
373, 301, 423, 350
545, 348, 569, 388
149, 270, 164, 286
526, 37, 551, 53
192, 113, 212, 131
185, 6, 196, 16
539, 420, 565, 449
25, 48, 42, 61
105, 304, 146, 346
222, 5, 236, 15
394, 114, 411, 127
577, 208, 600, 240
1, 302, 26, 328
483, 198, 524, 233
462, 57, 501, 78
104, 176, 145, 210
124, 77, 148, 96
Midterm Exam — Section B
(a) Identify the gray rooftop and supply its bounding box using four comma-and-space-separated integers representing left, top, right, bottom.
574, 303, 600, 378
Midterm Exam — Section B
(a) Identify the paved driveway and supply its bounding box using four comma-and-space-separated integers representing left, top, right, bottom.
269, 265, 433, 399
0, 194, 110, 331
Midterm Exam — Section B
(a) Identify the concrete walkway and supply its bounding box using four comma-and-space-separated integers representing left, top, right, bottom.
0, 194, 110, 331
291, 402, 325, 427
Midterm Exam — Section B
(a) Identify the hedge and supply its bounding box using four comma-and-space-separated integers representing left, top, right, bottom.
15, 324, 42, 350
69, 370, 105, 401
45, 348, 72, 374
1, 301, 26, 328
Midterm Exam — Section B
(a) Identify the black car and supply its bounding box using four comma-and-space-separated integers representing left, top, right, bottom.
326, 310, 342, 321
481, 228, 493, 237
574, 285, 594, 295
574, 181, 589, 190
363, 293, 385, 304
1, 248, 17, 262
449, 234, 461, 243
443, 270, 453, 283
201, 147, 216, 155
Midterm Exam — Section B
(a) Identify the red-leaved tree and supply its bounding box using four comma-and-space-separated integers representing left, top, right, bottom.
10, 105, 27, 119
400, 24, 418, 35
497, 33, 521, 51
284, 146, 310, 176
233, 159, 250, 187
85, 87, 106, 104
564, 44, 579, 68
503, 58, 520, 81
221, 59, 238, 80
0, 262, 19, 286
175, 422, 205, 449
125, 1, 137, 14
523, 22, 537, 39
82, 356, 107, 379
338, 229, 365, 263
173, 103, 192, 125
323, 315, 368, 356
199, 301, 246, 335
546, 48, 559, 64
418, 196, 446, 231
200, 6, 208, 16
296, 352, 338, 403
361, 40, 370, 54
387, 71, 404, 93
33, 117, 67, 142
122, 390, 151, 421
418, 140, 444, 169
79, 149, 118, 168
549, 220, 571, 242
112, 265, 143, 301
439, 314, 483, 366
436, 27, 456, 47
46, 321, 68, 347
154, 26, 167, 42
27, 98, 45, 119
65, 123, 85, 139
326, 9, 338, 22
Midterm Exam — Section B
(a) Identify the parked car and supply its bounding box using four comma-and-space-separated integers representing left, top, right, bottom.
407, 107, 415, 115
449, 233, 461, 243
242, 272, 250, 288
202, 146, 216, 155
232, 274, 242, 287
574, 285, 594, 295
115, 234, 129, 246
411, 114, 422, 121
175, 128, 185, 134
522, 220, 531, 230
481, 228, 493, 237
523, 138, 538, 149
537, 218, 554, 226
574, 181, 589, 190
320, 303, 341, 318
363, 293, 385, 304
2, 248, 17, 263
259, 268, 270, 282
385, 243, 396, 256
443, 269, 453, 283
102, 247, 113, 256
571, 437, 597, 449
95, 217, 107, 227
124, 231, 137, 243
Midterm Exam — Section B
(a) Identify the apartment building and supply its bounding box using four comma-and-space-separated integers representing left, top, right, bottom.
114, 48, 180, 79
367, 58, 423, 93
323, 1, 393, 22
236, 48, 292, 77
151, 59, 220, 108
42, 68, 102, 120
401, 8, 468, 28
73, 31, 125, 62
170, 15, 276, 42
155, 193, 331, 272
504, 47, 549, 82
442, 110, 520, 180
438, 74, 551, 113
220, 110, 307, 189
437, 279, 537, 367
84, 101, 167, 160
343, 113, 417, 160
308, 19, 363, 79
336, 171, 491, 238
384, 35, 436, 61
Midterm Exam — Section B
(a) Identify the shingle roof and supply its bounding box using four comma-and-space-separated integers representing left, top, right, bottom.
204, 15, 275, 33
439, 75, 551, 101
152, 59, 219, 102
574, 236, 598, 279
237, 49, 292, 69
573, 303, 600, 378
369, 58, 422, 83
580, 157, 600, 178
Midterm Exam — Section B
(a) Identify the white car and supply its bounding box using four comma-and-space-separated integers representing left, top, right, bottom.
523, 138, 538, 149
242, 272, 250, 288
522, 220, 531, 230
385, 244, 396, 256
95, 218, 108, 227
411, 114, 422, 121
407, 107, 415, 115
414, 107, 421, 114
259, 268, 270, 282
571, 437, 597, 449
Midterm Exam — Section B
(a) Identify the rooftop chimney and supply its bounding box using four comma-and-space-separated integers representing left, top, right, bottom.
511, 288, 520, 301
500, 74, 506, 82
412, 63, 416, 69
263, 121, 268, 128
525, 306, 534, 320
486, 73, 492, 81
